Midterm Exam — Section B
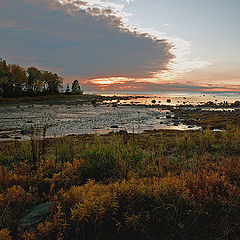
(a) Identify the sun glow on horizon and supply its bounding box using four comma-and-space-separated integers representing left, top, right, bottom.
87, 33, 211, 87
91, 77, 130, 85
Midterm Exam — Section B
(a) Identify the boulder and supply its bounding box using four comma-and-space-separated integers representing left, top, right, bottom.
110, 125, 119, 129
112, 102, 118, 107
14, 136, 22, 140
21, 129, 31, 135
0, 134, 10, 138
19, 202, 53, 229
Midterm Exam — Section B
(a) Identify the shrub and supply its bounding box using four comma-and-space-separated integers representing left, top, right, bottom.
0, 228, 12, 240
79, 137, 144, 181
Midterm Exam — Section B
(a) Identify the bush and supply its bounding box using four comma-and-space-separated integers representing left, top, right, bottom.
79, 137, 144, 181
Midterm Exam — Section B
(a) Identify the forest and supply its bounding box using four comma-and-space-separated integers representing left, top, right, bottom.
0, 59, 82, 98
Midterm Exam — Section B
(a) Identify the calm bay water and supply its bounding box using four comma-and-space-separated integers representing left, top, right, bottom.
99, 91, 240, 106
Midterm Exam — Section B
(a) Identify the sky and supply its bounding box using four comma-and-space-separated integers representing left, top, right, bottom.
0, 0, 239, 93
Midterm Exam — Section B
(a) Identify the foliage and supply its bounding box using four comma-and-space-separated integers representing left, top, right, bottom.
0, 228, 12, 240
1, 127, 240, 239
78, 136, 144, 181
0, 58, 63, 98
71, 79, 83, 95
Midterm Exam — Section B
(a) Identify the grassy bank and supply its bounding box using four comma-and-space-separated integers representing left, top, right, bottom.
0, 127, 240, 239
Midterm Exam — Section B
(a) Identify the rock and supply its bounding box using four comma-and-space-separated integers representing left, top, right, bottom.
166, 99, 171, 103
91, 99, 97, 105
21, 129, 31, 135
112, 102, 118, 107
107, 131, 115, 135
14, 136, 21, 140
110, 125, 119, 128
0, 134, 10, 138
19, 202, 53, 229
119, 130, 128, 134
151, 100, 156, 104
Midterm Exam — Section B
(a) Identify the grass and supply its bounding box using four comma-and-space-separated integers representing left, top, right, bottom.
0, 126, 240, 239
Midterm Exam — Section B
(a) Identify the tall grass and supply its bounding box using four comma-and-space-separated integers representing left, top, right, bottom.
77, 136, 144, 181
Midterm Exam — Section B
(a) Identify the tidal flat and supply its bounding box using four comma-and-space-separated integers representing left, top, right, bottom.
0, 101, 194, 141
0, 93, 239, 141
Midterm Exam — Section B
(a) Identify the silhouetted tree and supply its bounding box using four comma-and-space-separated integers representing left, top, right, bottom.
71, 79, 83, 95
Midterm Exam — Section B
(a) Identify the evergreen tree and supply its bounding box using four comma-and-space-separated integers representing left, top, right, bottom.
71, 79, 83, 95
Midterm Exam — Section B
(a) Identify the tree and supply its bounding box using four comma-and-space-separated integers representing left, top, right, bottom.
27, 67, 44, 94
0, 59, 8, 96
0, 59, 64, 97
6, 64, 27, 97
71, 79, 83, 95
42, 71, 63, 94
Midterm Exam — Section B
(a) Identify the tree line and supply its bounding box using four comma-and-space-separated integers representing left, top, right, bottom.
0, 58, 83, 98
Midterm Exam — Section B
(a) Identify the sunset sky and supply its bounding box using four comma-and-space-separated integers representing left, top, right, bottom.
0, 0, 239, 92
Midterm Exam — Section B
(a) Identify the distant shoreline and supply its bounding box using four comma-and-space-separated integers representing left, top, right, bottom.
0, 93, 138, 105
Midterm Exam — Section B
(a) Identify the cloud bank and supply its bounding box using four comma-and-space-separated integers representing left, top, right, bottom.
0, 0, 174, 80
